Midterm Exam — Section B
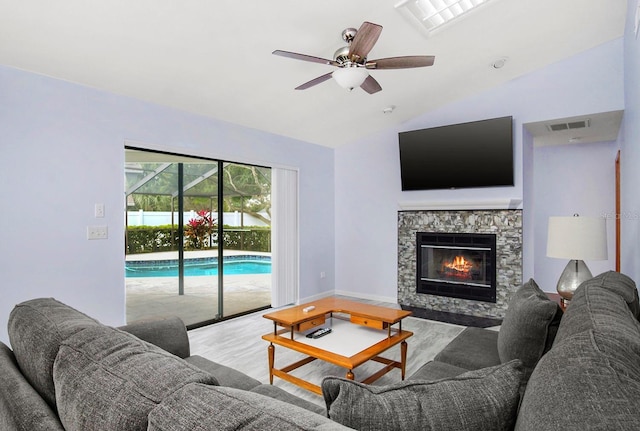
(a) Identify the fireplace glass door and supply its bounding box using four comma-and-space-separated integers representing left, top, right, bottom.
417, 232, 496, 302
421, 245, 491, 287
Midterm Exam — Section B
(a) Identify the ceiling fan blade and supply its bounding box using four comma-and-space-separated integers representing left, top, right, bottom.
273, 50, 339, 66
295, 72, 334, 90
348, 22, 382, 63
360, 75, 382, 94
365, 56, 435, 70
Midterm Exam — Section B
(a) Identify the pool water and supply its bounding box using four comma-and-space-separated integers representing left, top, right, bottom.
126, 256, 271, 278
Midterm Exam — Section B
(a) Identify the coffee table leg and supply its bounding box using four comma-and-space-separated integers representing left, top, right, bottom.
401, 340, 408, 380
268, 343, 275, 384
346, 370, 354, 380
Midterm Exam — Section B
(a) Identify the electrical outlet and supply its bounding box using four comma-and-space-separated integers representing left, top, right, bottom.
320, 271, 326, 279
95, 203, 105, 218
87, 225, 108, 240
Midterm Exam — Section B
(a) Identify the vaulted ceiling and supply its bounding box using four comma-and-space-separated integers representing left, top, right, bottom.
0, 0, 626, 147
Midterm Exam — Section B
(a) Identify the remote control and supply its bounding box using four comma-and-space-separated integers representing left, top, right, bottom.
306, 328, 322, 338
302, 305, 315, 313
311, 328, 332, 339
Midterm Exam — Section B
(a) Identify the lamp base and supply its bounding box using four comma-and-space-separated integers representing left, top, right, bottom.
556, 259, 593, 300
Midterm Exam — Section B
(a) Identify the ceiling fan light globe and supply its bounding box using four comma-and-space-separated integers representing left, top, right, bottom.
332, 67, 369, 90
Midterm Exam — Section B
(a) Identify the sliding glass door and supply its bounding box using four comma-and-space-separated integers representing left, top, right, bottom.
221, 162, 272, 316
124, 149, 271, 327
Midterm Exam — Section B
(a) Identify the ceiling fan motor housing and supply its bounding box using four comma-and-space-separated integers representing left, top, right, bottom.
333, 46, 352, 65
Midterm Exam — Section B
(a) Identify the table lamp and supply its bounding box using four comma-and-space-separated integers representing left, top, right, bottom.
547, 214, 608, 301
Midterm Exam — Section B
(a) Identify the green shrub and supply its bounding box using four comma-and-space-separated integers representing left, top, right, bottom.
223, 228, 271, 252
125, 225, 270, 254
125, 225, 178, 254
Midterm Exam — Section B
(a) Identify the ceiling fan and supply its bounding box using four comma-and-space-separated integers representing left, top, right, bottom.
273, 21, 435, 94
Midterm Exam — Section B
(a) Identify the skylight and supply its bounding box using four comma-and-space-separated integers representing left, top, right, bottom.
395, 0, 495, 36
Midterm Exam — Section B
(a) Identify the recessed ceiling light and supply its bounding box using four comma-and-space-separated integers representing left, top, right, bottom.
492, 57, 508, 69
396, 0, 497, 36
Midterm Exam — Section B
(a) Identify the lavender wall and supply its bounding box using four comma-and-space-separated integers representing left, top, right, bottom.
621, 0, 640, 282
0, 65, 335, 344
533, 141, 618, 292
335, 38, 624, 302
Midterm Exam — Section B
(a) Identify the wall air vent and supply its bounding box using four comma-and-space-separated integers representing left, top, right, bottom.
546, 119, 590, 132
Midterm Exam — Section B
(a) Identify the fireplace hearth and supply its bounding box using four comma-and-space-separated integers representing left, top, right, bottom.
417, 232, 496, 303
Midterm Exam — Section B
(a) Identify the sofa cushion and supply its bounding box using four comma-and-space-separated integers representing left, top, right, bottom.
516, 331, 640, 430
322, 360, 525, 431
7, 298, 102, 408
147, 382, 350, 431
497, 279, 562, 375
53, 325, 218, 431
555, 271, 640, 345
0, 342, 65, 431
553, 271, 640, 382
585, 271, 640, 319
433, 327, 500, 370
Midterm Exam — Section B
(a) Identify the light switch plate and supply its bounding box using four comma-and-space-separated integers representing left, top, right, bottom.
95, 203, 105, 218
87, 225, 108, 240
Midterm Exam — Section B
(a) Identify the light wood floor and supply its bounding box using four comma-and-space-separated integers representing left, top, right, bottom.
188, 296, 466, 407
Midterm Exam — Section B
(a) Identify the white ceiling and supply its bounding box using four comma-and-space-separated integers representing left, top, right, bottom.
0, 0, 627, 148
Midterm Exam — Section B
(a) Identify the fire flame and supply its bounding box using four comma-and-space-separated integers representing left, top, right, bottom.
443, 256, 473, 274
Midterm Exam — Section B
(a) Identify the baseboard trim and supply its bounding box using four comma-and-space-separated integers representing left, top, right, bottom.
297, 290, 398, 307
297, 291, 335, 306
333, 290, 398, 305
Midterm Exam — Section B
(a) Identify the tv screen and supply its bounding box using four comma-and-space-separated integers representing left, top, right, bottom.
399, 116, 514, 191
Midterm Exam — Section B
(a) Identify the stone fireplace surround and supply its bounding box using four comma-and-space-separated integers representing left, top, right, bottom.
398, 208, 522, 320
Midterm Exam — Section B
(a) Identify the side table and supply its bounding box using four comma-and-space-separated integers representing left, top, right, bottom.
546, 292, 568, 311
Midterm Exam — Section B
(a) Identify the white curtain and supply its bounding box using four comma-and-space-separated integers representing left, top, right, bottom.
271, 167, 299, 307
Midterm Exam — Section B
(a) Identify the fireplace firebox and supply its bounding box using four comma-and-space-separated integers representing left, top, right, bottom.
416, 232, 497, 303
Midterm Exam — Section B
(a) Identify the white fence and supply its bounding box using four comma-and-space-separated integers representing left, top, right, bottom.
126, 210, 269, 227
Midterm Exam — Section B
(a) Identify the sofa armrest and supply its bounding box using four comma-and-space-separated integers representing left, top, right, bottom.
184, 355, 261, 390
119, 316, 190, 358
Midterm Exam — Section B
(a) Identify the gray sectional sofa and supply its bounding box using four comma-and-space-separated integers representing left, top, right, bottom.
2, 270, 640, 430
322, 271, 640, 430
0, 298, 348, 430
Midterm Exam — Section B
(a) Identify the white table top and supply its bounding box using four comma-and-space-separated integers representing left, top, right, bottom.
293, 317, 390, 358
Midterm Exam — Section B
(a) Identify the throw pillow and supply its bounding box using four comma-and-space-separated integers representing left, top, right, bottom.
497, 279, 563, 375
322, 360, 524, 431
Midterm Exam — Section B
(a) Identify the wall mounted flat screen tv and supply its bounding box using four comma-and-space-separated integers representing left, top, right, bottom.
399, 116, 514, 191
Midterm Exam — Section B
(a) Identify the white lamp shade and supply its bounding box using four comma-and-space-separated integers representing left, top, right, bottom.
332, 67, 369, 90
547, 216, 608, 260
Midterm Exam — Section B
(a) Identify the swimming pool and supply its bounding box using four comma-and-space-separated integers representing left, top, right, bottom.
125, 255, 271, 278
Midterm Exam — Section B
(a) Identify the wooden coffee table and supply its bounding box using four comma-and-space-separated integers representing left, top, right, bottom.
262, 297, 413, 395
